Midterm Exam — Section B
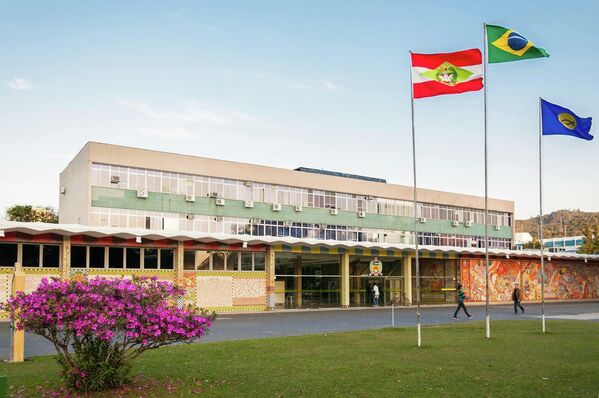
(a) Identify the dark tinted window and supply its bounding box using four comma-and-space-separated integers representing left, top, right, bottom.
254, 252, 265, 271
89, 247, 105, 268
144, 248, 158, 269
42, 245, 60, 268
71, 246, 87, 268
0, 244, 18, 267
126, 248, 140, 269
23, 244, 40, 267
109, 247, 124, 268
160, 249, 174, 269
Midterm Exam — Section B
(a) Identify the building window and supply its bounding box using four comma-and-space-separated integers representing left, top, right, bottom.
42, 245, 60, 268
71, 246, 87, 268
23, 244, 40, 267
126, 248, 141, 269
0, 243, 18, 267
160, 249, 174, 270
89, 246, 105, 268
212, 252, 225, 270
108, 247, 124, 269
240, 252, 253, 271
144, 248, 158, 269
254, 252, 265, 271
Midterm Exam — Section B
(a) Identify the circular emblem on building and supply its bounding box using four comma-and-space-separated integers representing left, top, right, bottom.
369, 257, 383, 276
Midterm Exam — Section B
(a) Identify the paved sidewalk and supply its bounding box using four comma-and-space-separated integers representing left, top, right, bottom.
1, 301, 597, 360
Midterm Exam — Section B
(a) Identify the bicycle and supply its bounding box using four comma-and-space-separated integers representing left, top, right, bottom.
390, 293, 411, 307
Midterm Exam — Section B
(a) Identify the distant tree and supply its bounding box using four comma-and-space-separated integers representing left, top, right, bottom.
523, 236, 541, 249
5, 205, 58, 223
578, 224, 599, 254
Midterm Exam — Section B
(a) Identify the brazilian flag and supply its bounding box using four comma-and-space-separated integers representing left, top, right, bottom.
486, 25, 549, 63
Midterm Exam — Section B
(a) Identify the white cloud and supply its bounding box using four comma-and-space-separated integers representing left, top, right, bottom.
138, 127, 194, 140
117, 98, 258, 125
5, 78, 34, 90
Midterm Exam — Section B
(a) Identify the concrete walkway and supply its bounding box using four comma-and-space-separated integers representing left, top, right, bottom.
1, 301, 597, 360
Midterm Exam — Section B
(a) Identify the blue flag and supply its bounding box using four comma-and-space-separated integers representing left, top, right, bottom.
541, 99, 593, 141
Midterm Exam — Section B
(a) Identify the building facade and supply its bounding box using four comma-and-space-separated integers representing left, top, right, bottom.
59, 142, 514, 250
543, 236, 585, 253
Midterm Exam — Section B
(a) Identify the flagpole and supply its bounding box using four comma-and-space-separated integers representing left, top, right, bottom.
483, 22, 491, 339
538, 96, 546, 333
409, 50, 422, 347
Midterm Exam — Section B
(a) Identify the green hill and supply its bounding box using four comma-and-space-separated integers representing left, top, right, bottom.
515, 209, 599, 238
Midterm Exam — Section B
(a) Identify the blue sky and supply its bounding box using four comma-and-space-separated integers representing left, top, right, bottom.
1, 0, 597, 220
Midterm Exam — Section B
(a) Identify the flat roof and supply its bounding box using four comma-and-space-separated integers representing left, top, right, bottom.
294, 167, 387, 183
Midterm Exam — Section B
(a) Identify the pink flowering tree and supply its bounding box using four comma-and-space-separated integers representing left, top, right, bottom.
2, 276, 213, 392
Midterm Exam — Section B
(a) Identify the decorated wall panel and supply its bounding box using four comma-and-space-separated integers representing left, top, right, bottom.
461, 258, 599, 301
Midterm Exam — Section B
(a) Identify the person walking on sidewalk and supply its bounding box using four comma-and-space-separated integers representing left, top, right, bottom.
453, 283, 473, 320
512, 283, 525, 314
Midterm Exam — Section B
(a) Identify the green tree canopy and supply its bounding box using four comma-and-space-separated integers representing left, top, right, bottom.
5, 205, 59, 223
578, 224, 599, 254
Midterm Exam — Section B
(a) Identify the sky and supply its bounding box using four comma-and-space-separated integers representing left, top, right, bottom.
1, 0, 598, 220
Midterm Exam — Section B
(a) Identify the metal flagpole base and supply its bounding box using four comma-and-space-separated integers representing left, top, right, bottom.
542, 314, 546, 333
485, 315, 490, 339
417, 321, 421, 347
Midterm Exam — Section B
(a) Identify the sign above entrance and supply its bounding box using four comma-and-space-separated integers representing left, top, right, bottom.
369, 257, 383, 276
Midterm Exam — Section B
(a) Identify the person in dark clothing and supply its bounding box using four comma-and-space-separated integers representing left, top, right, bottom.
512, 283, 525, 314
453, 283, 473, 320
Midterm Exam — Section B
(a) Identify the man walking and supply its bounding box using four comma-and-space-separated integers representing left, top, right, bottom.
453, 283, 473, 320
512, 283, 524, 314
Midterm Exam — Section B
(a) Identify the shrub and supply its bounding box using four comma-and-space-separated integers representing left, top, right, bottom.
2, 276, 213, 392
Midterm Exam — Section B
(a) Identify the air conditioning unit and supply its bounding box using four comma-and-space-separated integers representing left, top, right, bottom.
185, 214, 194, 220
215, 198, 226, 206
208, 192, 220, 198
215, 216, 223, 222
330, 208, 338, 215
494, 224, 501, 230
283, 220, 293, 227
60, 186, 67, 195
137, 189, 148, 198
244, 200, 254, 208
110, 176, 120, 184
465, 221, 472, 227
272, 203, 282, 212
452, 220, 459, 227
294, 205, 303, 212
419, 217, 427, 223
185, 194, 195, 202
358, 211, 366, 218
243, 181, 253, 187
250, 218, 262, 224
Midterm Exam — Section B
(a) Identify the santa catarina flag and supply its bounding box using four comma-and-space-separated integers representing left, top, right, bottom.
411, 49, 483, 99
486, 25, 549, 63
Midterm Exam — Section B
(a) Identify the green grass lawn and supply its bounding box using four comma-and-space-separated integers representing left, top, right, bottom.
1, 320, 599, 397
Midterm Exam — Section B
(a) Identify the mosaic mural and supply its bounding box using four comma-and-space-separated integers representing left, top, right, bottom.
461, 259, 599, 301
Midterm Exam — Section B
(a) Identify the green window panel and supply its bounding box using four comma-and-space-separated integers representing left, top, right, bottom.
91, 186, 512, 239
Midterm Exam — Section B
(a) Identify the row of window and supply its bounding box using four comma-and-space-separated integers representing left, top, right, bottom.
91, 163, 512, 226
0, 243, 267, 271
90, 207, 512, 249
0, 243, 175, 269
183, 250, 265, 271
